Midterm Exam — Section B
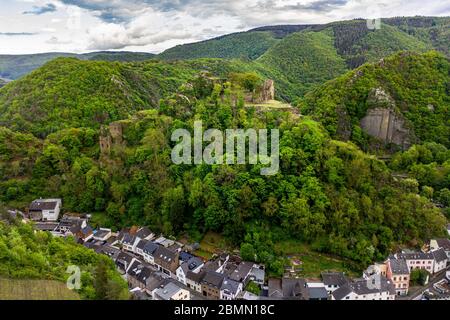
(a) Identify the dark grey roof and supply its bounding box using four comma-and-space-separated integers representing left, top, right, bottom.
308, 287, 328, 300
127, 261, 153, 284
321, 272, 349, 286
186, 270, 205, 283
333, 276, 395, 300
389, 258, 409, 275
94, 229, 110, 238
136, 239, 149, 250
432, 248, 448, 263
143, 242, 159, 255
122, 233, 137, 245
29, 200, 58, 211
229, 261, 253, 282
117, 252, 134, 264
398, 251, 434, 260
202, 271, 225, 288
221, 278, 241, 295
281, 278, 309, 300
34, 222, 58, 231
180, 251, 194, 262
154, 246, 177, 263
136, 227, 153, 239
268, 279, 283, 298
435, 239, 450, 251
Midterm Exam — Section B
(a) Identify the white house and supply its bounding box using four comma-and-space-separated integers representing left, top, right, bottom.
397, 251, 435, 274
152, 282, 190, 300
135, 239, 149, 257
143, 242, 159, 265
29, 199, 62, 221
93, 228, 112, 241
332, 276, 396, 300
430, 239, 450, 261
176, 257, 204, 285
432, 248, 448, 273
220, 278, 243, 300
122, 234, 140, 252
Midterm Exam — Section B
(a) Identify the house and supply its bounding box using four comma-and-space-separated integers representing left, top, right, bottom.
186, 270, 205, 293
93, 228, 112, 241
154, 246, 179, 278
227, 261, 253, 285
127, 261, 153, 291
430, 239, 450, 261
154, 236, 175, 248
248, 265, 265, 286
267, 278, 309, 300
152, 282, 190, 300
135, 239, 149, 257
143, 241, 159, 265
220, 278, 243, 300
386, 258, 410, 296
34, 222, 59, 232
99, 244, 121, 261
135, 227, 154, 240
307, 287, 328, 300
67, 224, 93, 243
432, 248, 448, 273
116, 252, 138, 273
321, 272, 349, 294
144, 273, 168, 295
201, 271, 225, 299
331, 276, 396, 300
397, 251, 435, 274
55, 215, 88, 233
29, 199, 62, 221
122, 234, 140, 252
176, 256, 204, 285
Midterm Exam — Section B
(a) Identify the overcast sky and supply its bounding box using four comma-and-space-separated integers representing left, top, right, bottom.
0, 0, 448, 54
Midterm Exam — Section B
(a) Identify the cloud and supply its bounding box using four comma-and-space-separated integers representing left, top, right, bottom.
23, 3, 57, 15
0, 32, 37, 36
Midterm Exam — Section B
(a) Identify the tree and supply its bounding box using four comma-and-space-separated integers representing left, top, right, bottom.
240, 243, 256, 261
93, 261, 109, 300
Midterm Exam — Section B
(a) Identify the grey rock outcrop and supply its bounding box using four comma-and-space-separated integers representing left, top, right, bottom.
360, 88, 412, 149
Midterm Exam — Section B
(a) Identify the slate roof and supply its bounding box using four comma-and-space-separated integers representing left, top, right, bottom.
281, 278, 309, 300
180, 251, 194, 262
136, 239, 149, 250
154, 246, 178, 264
229, 261, 253, 282
435, 239, 450, 251
136, 227, 153, 239
143, 242, 159, 255
202, 271, 225, 288
186, 270, 205, 283
94, 229, 110, 239
432, 248, 448, 263
221, 278, 241, 295
29, 200, 58, 211
332, 276, 395, 300
154, 282, 183, 300
122, 233, 137, 245
321, 272, 349, 287
268, 278, 283, 298
388, 258, 410, 275
398, 251, 434, 260
308, 287, 328, 300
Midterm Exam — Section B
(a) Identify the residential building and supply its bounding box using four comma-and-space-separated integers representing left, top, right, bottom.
432, 248, 448, 273
29, 198, 62, 221
248, 265, 265, 286
176, 256, 204, 285
186, 270, 205, 293
220, 278, 243, 300
321, 272, 349, 294
154, 246, 179, 278
127, 261, 153, 291
55, 215, 88, 233
122, 234, 140, 252
135, 239, 149, 257
201, 271, 225, 299
116, 252, 138, 273
267, 278, 309, 300
386, 258, 410, 296
143, 241, 159, 265
93, 228, 112, 241
430, 239, 450, 261
152, 282, 190, 300
135, 227, 154, 241
331, 276, 396, 300
397, 251, 435, 274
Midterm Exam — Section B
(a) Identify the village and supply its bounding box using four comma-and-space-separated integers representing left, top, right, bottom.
7, 197, 450, 301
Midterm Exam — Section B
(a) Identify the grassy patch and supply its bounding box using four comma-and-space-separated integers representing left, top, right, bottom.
274, 240, 359, 278
0, 278, 80, 300
246, 99, 293, 110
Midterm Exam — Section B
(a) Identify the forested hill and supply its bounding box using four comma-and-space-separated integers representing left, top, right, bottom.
300, 51, 450, 151
0, 51, 155, 80
0, 57, 448, 273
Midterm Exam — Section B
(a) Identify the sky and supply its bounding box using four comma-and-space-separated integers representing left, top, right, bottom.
0, 0, 448, 54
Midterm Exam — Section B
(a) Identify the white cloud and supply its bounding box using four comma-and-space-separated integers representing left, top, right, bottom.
0, 0, 449, 54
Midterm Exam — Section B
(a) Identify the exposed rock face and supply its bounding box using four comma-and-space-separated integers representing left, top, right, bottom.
245, 79, 275, 103
100, 122, 124, 154
360, 88, 412, 149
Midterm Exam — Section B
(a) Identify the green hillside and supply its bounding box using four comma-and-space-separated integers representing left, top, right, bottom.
0, 218, 129, 300
0, 51, 155, 80
159, 31, 280, 61
300, 51, 450, 150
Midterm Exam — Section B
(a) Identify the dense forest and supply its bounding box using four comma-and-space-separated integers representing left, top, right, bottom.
0, 57, 448, 275
0, 209, 129, 300
0, 17, 448, 279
